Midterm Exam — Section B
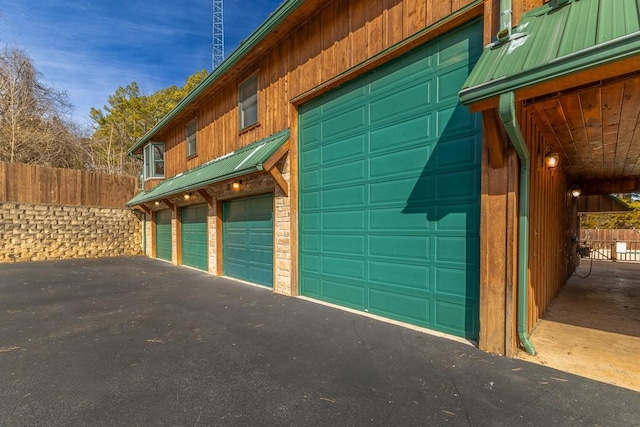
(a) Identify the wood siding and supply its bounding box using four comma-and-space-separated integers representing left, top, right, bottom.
0, 162, 138, 208
155, 0, 480, 178
521, 106, 575, 337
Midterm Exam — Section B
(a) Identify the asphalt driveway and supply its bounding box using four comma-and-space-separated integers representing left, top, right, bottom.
1, 257, 638, 426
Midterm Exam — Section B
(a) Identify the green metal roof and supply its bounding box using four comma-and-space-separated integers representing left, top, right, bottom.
127, 129, 289, 206
460, 0, 640, 105
128, 0, 305, 155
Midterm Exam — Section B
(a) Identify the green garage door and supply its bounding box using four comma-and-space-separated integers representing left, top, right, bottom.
155, 209, 172, 262
223, 194, 274, 288
299, 20, 482, 339
181, 204, 208, 271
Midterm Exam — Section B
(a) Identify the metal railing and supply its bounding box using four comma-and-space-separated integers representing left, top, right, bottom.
581, 240, 640, 262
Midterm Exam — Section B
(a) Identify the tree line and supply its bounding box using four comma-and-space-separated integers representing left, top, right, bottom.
0, 45, 207, 176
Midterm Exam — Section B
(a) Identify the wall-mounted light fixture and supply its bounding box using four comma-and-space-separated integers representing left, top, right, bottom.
571, 185, 581, 198
232, 180, 243, 191
543, 145, 560, 169
183, 192, 192, 201
154, 201, 160, 206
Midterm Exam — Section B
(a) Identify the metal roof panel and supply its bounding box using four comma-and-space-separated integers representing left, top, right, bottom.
126, 129, 289, 206
460, 0, 640, 105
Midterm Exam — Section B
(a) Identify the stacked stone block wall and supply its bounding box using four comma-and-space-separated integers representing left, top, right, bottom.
0, 202, 142, 263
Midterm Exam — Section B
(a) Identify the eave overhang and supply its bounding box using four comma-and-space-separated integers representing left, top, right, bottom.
127, 129, 289, 207
459, 0, 640, 108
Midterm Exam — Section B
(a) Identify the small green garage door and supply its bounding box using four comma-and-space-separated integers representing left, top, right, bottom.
223, 194, 274, 287
181, 204, 208, 271
299, 20, 482, 339
155, 209, 172, 262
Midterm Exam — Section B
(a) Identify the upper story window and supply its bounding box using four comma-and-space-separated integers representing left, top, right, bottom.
186, 118, 197, 158
239, 74, 258, 130
143, 142, 165, 180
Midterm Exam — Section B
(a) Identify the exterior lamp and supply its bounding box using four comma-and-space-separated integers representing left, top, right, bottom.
184, 192, 191, 201
154, 201, 160, 206
232, 180, 242, 191
571, 185, 581, 198
544, 151, 559, 168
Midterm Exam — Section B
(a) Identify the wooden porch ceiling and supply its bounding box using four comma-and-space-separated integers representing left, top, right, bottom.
525, 73, 640, 187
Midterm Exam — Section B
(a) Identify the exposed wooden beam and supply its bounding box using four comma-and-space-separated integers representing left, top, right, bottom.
269, 167, 289, 196
469, 59, 640, 113
582, 177, 640, 195
137, 204, 151, 215
482, 108, 506, 169
197, 189, 213, 206
263, 140, 290, 171
161, 198, 175, 210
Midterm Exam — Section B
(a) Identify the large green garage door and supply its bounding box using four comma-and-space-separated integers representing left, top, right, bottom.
299, 20, 482, 339
223, 194, 274, 288
155, 209, 172, 262
181, 204, 208, 271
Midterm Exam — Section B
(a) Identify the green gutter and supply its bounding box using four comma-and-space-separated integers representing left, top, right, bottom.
498, 91, 536, 356
128, 0, 305, 155
460, 31, 640, 106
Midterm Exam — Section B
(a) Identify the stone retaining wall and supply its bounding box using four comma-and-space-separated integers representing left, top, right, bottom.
0, 202, 142, 263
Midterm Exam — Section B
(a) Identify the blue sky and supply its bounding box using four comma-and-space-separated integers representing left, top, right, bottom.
0, 0, 282, 127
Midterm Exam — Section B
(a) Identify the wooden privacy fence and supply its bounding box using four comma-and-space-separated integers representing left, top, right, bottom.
0, 162, 139, 208
581, 228, 640, 242
580, 229, 640, 262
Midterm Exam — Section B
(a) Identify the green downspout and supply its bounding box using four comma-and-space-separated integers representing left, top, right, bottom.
498, 92, 536, 356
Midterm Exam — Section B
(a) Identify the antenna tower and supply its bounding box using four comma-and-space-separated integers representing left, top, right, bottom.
212, 0, 224, 70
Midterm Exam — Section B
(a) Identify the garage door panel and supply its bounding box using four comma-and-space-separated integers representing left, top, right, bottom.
435, 267, 476, 297
369, 261, 430, 290
369, 177, 434, 205
322, 235, 365, 256
322, 186, 366, 208
300, 20, 481, 339
369, 116, 432, 152
435, 301, 477, 336
322, 106, 367, 139
322, 256, 365, 280
316, 84, 367, 118
181, 205, 208, 271
369, 210, 429, 231
369, 145, 431, 178
370, 81, 432, 123
223, 194, 273, 288
302, 254, 321, 273
321, 279, 366, 308
370, 52, 433, 94
437, 105, 477, 137
155, 209, 172, 262
369, 289, 430, 324
322, 135, 366, 163
436, 136, 479, 169
323, 160, 366, 185
323, 211, 365, 230
436, 170, 478, 200
369, 235, 430, 260
435, 203, 479, 232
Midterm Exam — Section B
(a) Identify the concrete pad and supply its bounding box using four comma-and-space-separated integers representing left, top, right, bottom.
519, 260, 640, 392
1, 257, 638, 426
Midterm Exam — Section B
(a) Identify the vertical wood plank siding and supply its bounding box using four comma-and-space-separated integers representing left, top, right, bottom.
157, 0, 481, 178
520, 106, 574, 334
0, 161, 138, 208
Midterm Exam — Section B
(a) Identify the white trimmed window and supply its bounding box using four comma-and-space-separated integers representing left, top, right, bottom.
186, 118, 197, 157
143, 142, 165, 180
239, 74, 258, 130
